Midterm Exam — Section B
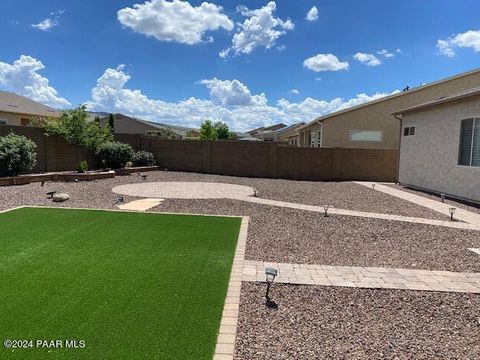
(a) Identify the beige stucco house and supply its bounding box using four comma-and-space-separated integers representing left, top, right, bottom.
296, 68, 480, 149
0, 91, 60, 126
393, 87, 480, 204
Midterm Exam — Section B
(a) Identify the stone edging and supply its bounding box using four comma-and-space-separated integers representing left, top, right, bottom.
213, 216, 249, 360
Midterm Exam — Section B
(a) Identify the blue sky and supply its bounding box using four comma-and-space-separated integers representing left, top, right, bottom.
1, 0, 480, 130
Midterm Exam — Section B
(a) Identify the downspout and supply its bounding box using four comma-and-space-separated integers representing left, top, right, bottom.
393, 113, 402, 183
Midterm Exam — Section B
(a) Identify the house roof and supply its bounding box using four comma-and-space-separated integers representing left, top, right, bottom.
297, 67, 480, 131
0, 91, 60, 117
392, 87, 480, 115
268, 122, 305, 135
247, 123, 286, 135
102, 113, 199, 137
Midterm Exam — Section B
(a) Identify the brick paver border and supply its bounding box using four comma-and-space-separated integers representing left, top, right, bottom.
213, 216, 249, 360
243, 260, 480, 293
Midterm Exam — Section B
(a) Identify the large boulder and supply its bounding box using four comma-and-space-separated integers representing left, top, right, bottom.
52, 193, 70, 202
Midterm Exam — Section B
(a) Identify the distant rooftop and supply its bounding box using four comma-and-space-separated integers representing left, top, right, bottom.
0, 91, 60, 117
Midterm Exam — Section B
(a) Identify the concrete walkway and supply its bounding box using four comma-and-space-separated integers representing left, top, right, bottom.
233, 196, 480, 231
243, 260, 480, 293
355, 181, 480, 226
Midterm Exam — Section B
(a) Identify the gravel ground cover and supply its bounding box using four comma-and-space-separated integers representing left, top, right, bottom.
385, 183, 480, 215
235, 283, 480, 360
0, 173, 478, 272
157, 199, 480, 272
0, 171, 446, 219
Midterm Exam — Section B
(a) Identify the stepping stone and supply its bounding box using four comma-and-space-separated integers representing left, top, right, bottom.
117, 198, 164, 211
52, 193, 69, 202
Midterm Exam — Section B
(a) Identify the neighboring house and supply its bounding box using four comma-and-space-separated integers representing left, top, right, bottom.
265, 122, 305, 143
0, 91, 60, 126
237, 133, 262, 141
286, 133, 299, 146
247, 123, 286, 140
393, 87, 480, 204
99, 114, 199, 139
297, 68, 480, 149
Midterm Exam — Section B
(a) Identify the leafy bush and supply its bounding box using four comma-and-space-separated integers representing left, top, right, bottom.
0, 133, 37, 176
132, 151, 156, 167
96, 141, 133, 169
77, 160, 88, 173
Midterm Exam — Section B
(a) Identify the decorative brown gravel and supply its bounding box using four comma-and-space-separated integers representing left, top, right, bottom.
235, 282, 480, 360
0, 171, 446, 220
157, 199, 480, 273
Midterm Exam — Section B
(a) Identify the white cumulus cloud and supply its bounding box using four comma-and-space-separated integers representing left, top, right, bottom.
198, 78, 267, 106
117, 0, 233, 45
354, 52, 381, 66
289, 89, 300, 94
0, 55, 70, 107
305, 6, 318, 22
220, 1, 294, 58
303, 53, 349, 72
86, 65, 398, 131
437, 30, 480, 57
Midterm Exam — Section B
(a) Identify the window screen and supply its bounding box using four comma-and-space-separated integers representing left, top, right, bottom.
458, 118, 480, 167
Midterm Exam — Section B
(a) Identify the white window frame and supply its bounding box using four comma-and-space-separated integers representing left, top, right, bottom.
349, 130, 383, 142
317, 124, 323, 147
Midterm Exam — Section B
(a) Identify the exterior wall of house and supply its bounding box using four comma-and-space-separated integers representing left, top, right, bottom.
0, 111, 47, 126
299, 69, 480, 149
399, 96, 480, 203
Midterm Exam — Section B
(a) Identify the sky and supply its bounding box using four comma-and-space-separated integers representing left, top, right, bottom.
1, 0, 480, 131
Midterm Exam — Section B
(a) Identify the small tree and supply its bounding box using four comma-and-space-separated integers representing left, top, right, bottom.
40, 105, 113, 151
0, 133, 37, 176
108, 113, 115, 132
214, 121, 233, 139
199, 120, 218, 140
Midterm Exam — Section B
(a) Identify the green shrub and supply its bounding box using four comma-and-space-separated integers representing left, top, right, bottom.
132, 151, 156, 167
0, 133, 37, 176
77, 160, 88, 173
96, 141, 133, 169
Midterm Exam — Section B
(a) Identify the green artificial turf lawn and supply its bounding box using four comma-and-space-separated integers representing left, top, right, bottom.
0, 207, 242, 360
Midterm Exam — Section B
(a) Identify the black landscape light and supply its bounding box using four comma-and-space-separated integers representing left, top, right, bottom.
323, 204, 330, 217
114, 196, 124, 205
40, 181, 45, 187
265, 267, 278, 308
449, 207, 456, 221
441, 193, 446, 203
371, 184, 376, 190
253, 188, 259, 197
